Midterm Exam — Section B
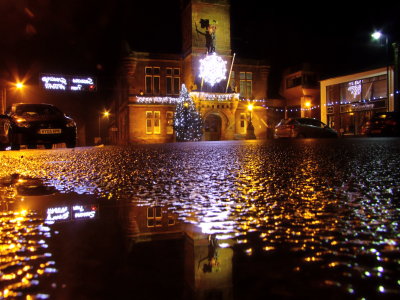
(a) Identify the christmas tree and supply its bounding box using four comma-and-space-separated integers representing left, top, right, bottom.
174, 84, 203, 141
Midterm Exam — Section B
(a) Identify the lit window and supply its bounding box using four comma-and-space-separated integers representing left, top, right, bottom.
145, 76, 152, 94
146, 111, 153, 134
173, 77, 180, 94
166, 68, 180, 95
154, 76, 160, 94
239, 72, 252, 98
166, 77, 172, 94
154, 111, 160, 134
166, 111, 174, 134
146, 111, 161, 135
147, 207, 162, 227
144, 67, 160, 95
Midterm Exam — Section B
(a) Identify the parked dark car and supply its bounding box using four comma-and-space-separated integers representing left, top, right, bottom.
361, 111, 400, 136
274, 117, 338, 139
0, 114, 12, 150
7, 103, 77, 150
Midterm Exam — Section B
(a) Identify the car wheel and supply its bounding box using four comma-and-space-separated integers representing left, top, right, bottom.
27, 144, 36, 149
0, 144, 6, 151
11, 144, 20, 150
44, 143, 53, 149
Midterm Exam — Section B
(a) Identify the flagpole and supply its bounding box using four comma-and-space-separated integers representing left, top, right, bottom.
225, 53, 236, 93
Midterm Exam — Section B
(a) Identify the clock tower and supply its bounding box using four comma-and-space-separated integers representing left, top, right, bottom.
181, 0, 232, 91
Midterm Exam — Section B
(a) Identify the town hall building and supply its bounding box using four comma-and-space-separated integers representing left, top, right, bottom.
109, 0, 270, 144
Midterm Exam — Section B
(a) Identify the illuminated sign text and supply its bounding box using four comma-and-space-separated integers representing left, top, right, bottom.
40, 74, 96, 92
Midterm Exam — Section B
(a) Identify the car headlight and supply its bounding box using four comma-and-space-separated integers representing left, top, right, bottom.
15, 117, 31, 128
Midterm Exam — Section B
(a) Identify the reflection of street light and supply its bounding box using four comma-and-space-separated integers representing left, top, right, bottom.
246, 103, 256, 140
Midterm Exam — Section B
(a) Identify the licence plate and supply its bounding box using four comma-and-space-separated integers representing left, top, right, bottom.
371, 129, 381, 134
38, 128, 62, 134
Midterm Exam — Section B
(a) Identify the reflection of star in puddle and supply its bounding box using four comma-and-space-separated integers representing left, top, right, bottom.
189, 190, 207, 201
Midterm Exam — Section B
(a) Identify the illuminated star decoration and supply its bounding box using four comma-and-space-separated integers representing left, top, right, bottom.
199, 53, 227, 87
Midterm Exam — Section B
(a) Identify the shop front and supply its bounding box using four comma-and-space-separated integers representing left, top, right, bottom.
321, 67, 394, 136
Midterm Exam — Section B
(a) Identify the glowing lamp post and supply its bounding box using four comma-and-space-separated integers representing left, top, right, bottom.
1, 81, 25, 114
246, 103, 256, 140
303, 100, 312, 118
371, 31, 390, 107
371, 30, 399, 111
96, 110, 110, 145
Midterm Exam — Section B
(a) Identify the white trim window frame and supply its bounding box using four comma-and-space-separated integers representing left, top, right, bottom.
240, 72, 252, 99
146, 111, 161, 135
146, 111, 153, 134
154, 111, 161, 134
166, 111, 174, 134
145, 66, 160, 95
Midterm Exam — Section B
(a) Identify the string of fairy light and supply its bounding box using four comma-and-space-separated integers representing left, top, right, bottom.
137, 52, 392, 115
137, 50, 389, 113
136, 95, 387, 111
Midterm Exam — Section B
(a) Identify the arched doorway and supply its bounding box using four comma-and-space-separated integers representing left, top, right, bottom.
204, 114, 222, 141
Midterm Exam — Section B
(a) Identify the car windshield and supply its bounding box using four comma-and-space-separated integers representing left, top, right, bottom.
14, 105, 62, 116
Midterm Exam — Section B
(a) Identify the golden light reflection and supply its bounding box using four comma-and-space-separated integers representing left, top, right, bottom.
1, 131, 399, 298
0, 191, 56, 299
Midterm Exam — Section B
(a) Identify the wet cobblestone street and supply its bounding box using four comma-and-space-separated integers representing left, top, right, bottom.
1, 138, 400, 299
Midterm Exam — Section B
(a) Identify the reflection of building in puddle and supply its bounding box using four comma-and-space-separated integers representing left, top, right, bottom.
185, 230, 233, 300
0, 175, 102, 299
0, 175, 99, 223
120, 201, 233, 300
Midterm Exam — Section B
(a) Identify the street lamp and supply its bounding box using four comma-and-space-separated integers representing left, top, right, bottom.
371, 31, 390, 106
246, 103, 256, 140
371, 31, 383, 41
371, 30, 399, 111
304, 100, 312, 118
1, 81, 25, 114
97, 110, 110, 145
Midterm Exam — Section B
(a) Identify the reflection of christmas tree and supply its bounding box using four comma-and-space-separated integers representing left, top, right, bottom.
174, 84, 203, 141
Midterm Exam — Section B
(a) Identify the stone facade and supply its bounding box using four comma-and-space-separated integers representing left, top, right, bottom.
110, 0, 270, 144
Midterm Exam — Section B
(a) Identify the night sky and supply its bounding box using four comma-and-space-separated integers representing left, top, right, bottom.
1, 0, 399, 98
